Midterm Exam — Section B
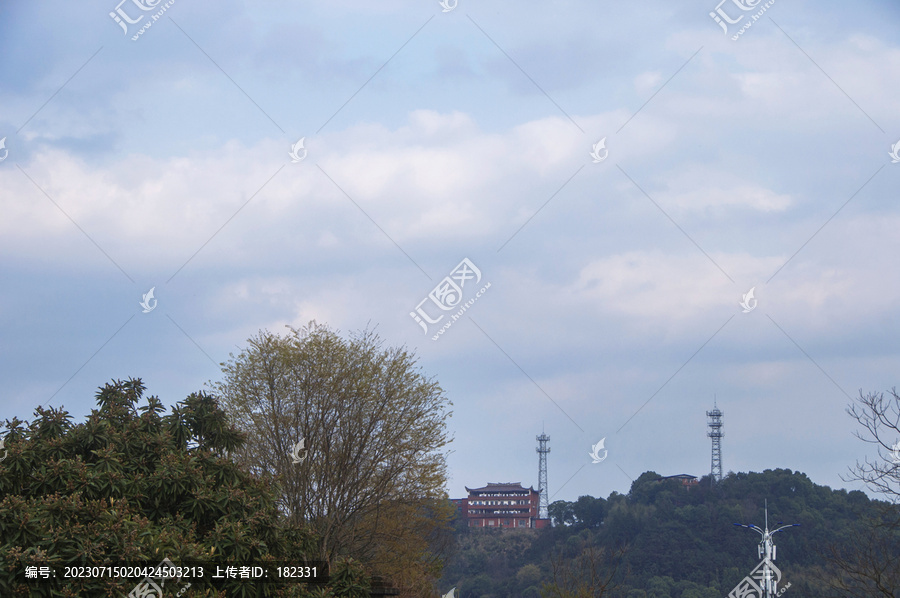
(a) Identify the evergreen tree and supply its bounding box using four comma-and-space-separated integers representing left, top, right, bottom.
0, 378, 369, 597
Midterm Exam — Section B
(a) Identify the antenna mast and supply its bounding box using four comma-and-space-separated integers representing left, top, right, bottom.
536, 430, 550, 520
707, 399, 724, 484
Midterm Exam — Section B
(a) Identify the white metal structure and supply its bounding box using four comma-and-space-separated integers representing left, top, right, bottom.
733, 500, 799, 597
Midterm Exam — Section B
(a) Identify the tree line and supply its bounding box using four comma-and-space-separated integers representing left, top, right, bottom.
439, 464, 900, 597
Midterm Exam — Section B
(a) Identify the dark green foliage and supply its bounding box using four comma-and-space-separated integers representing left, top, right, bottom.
0, 378, 370, 597
440, 469, 898, 597
548, 496, 606, 529
549, 500, 576, 527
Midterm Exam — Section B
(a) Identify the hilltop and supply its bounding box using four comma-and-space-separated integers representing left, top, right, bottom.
439, 468, 896, 597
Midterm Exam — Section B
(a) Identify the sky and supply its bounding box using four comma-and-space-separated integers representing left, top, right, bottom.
1, 0, 899, 507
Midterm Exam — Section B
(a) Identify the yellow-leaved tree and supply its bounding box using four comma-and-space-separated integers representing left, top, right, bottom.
213, 322, 455, 597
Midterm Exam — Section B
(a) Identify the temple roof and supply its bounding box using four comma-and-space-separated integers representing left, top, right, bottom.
465, 482, 536, 493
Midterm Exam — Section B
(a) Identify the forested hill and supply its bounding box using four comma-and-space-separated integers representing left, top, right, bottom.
439, 468, 897, 597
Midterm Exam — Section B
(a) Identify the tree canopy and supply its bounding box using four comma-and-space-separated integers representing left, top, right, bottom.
0, 378, 369, 597
212, 322, 455, 597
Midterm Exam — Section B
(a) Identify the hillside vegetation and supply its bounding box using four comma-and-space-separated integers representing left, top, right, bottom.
440, 468, 897, 597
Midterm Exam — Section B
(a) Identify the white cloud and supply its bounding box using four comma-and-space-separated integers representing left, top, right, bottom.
653, 166, 793, 214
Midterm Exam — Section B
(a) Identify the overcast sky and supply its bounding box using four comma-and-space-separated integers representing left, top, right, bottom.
2, 0, 899, 505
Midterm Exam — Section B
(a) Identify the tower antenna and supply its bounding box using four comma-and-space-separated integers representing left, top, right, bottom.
536, 431, 550, 520
707, 399, 724, 484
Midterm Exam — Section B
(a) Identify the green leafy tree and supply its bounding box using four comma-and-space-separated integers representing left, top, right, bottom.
645, 575, 673, 598
572, 496, 606, 529
0, 378, 369, 597
212, 322, 454, 597
517, 563, 542, 588
549, 497, 606, 529
549, 500, 575, 527
462, 573, 494, 597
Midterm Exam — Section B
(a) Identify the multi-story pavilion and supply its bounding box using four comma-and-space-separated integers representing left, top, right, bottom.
454, 482, 549, 529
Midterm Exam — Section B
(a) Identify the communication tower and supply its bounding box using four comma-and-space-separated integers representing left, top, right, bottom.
707, 399, 724, 484
536, 432, 550, 520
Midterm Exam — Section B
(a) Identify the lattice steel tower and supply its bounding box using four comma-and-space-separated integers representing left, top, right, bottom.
707, 400, 724, 484
536, 432, 550, 519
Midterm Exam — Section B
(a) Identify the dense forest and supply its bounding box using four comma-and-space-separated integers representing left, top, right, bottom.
439, 468, 900, 597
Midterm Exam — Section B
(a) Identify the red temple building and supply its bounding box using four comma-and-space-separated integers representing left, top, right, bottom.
452, 482, 549, 529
